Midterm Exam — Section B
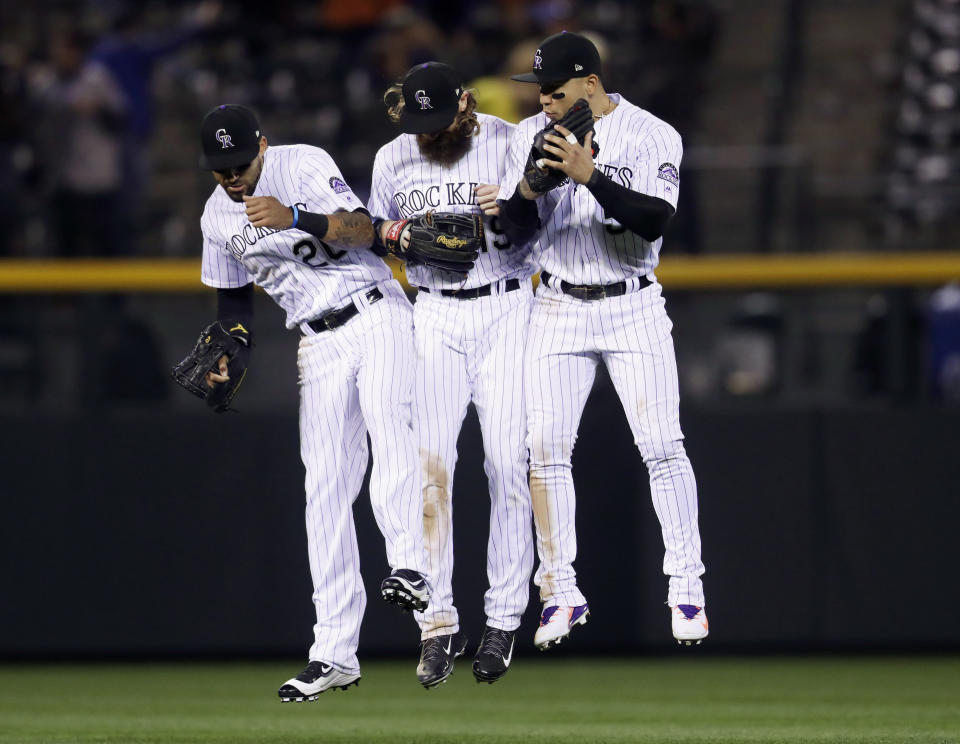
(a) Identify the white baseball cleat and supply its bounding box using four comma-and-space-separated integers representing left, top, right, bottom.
278, 660, 360, 702
671, 604, 709, 645
533, 604, 590, 650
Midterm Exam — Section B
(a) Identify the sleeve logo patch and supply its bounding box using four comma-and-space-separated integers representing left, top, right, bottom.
657, 162, 679, 187
329, 176, 350, 194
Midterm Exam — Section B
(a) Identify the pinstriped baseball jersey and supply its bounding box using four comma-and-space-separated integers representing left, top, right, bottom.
369, 113, 534, 290
200, 144, 390, 324
497, 94, 681, 285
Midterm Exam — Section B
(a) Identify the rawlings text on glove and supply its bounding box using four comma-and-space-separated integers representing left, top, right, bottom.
384, 211, 483, 274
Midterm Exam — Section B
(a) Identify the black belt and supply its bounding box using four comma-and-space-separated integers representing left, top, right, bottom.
302, 287, 383, 334
417, 278, 521, 299
540, 271, 650, 301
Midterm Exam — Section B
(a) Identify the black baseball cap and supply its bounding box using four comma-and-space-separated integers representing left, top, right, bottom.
511, 31, 601, 85
397, 62, 462, 134
198, 104, 262, 170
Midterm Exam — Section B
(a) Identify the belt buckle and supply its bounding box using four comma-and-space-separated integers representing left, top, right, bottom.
321, 311, 341, 330
568, 285, 603, 301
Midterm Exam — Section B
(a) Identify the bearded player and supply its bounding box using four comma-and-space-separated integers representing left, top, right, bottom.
368, 62, 535, 687
497, 32, 709, 649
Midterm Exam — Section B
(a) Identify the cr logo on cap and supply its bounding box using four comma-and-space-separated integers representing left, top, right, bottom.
415, 90, 432, 110
533, 50, 543, 70
215, 128, 234, 149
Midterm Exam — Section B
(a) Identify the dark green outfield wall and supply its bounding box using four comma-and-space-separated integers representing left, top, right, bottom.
2, 390, 957, 657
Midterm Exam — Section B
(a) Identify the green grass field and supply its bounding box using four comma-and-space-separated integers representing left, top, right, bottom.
0, 657, 957, 744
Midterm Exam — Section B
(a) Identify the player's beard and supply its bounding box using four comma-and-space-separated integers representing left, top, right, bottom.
416, 113, 477, 166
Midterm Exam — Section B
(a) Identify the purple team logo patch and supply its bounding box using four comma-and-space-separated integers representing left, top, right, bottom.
329, 176, 350, 194
657, 162, 679, 187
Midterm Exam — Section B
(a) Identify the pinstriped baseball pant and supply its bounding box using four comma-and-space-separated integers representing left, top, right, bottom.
412, 280, 536, 640
525, 280, 706, 609
297, 280, 427, 673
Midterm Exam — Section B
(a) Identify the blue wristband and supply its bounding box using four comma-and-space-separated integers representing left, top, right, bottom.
290, 204, 299, 230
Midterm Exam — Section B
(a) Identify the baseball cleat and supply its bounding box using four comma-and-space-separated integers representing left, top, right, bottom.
381, 569, 430, 612
417, 631, 468, 689
278, 660, 360, 702
533, 604, 589, 650
473, 626, 515, 683
671, 604, 709, 645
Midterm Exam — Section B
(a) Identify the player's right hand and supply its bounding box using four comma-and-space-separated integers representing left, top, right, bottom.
541, 129, 596, 185
475, 184, 500, 216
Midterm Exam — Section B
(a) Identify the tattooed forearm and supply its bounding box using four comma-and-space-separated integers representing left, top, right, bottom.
325, 211, 375, 249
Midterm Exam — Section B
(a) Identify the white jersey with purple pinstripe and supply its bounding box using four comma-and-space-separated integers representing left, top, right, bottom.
199, 142, 427, 674
369, 113, 535, 640
200, 143, 391, 322
369, 113, 534, 290
497, 94, 681, 284
501, 94, 706, 617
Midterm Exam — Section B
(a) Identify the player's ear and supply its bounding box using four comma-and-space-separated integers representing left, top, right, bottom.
258, 136, 268, 155
458, 90, 470, 112
584, 75, 598, 95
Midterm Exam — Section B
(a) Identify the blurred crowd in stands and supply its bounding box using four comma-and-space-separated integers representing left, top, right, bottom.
0, 0, 719, 258
2, 0, 958, 406
887, 0, 960, 234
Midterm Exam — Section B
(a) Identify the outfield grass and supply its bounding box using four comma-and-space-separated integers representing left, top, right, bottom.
0, 657, 957, 744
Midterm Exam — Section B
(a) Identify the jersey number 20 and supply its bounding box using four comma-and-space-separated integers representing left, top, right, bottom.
292, 238, 345, 267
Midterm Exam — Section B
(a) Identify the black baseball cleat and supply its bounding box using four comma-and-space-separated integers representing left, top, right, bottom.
278, 660, 360, 702
417, 631, 468, 689
380, 569, 430, 612
473, 626, 516, 684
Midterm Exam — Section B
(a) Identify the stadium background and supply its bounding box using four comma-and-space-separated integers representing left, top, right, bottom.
0, 1, 958, 741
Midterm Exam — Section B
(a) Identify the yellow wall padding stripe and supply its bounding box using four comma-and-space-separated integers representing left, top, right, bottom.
1, 253, 959, 292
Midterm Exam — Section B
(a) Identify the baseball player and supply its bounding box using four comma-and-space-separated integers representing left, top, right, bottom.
497, 31, 709, 648
368, 62, 535, 687
183, 104, 431, 701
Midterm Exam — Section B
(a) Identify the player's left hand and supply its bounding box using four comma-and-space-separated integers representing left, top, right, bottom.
205, 354, 229, 388
475, 184, 500, 216
243, 195, 295, 229
541, 127, 597, 185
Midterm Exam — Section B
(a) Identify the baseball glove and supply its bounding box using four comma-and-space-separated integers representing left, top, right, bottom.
524, 98, 600, 193
383, 211, 482, 274
171, 320, 251, 413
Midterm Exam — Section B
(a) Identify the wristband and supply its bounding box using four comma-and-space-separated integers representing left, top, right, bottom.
296, 210, 329, 239
289, 204, 299, 230
384, 219, 410, 256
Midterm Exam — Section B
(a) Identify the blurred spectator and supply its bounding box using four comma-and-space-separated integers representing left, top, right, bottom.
33, 29, 129, 256
469, 38, 542, 123
364, 8, 448, 88
90, 1, 222, 247
928, 283, 960, 402
636, 0, 720, 254
320, 0, 406, 29
0, 41, 31, 255
637, 0, 719, 128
